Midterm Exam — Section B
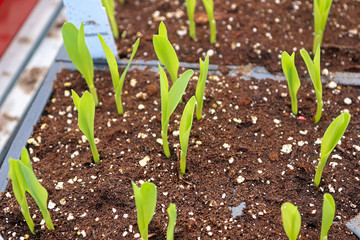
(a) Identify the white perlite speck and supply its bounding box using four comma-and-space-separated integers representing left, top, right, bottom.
326, 81, 337, 89
344, 98, 352, 105
67, 213, 74, 221
228, 157, 234, 164
223, 143, 231, 150
55, 182, 64, 190
139, 156, 150, 167
236, 176, 245, 183
281, 144, 292, 154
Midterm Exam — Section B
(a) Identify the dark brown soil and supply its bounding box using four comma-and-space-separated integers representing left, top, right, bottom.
0, 67, 360, 239
115, 0, 360, 74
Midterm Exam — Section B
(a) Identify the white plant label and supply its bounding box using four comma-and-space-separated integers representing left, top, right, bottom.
63, 0, 118, 59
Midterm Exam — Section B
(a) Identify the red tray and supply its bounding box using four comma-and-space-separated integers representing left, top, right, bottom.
0, 0, 39, 57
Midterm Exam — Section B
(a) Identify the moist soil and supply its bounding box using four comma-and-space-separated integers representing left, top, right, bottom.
0, 67, 360, 239
115, 0, 360, 74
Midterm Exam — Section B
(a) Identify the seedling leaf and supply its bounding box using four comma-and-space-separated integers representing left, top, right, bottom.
101, 0, 119, 38
179, 96, 196, 176
167, 203, 177, 240
300, 46, 322, 123
321, 193, 335, 239
314, 113, 350, 186
131, 181, 157, 240
72, 90, 100, 163
202, 0, 216, 43
313, 0, 333, 53
281, 51, 301, 115
185, 0, 196, 40
195, 55, 209, 120
281, 202, 301, 240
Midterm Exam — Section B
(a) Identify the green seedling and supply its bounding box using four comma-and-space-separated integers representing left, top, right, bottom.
62, 22, 98, 106
119, 0, 124, 3
159, 64, 194, 158
99, 35, 140, 114
195, 55, 209, 120
202, 0, 216, 44
281, 202, 301, 240
72, 90, 100, 163
281, 51, 301, 115
185, 0, 196, 40
313, 0, 333, 53
321, 193, 335, 239
153, 22, 179, 84
300, 46, 322, 123
179, 96, 196, 176
314, 113, 350, 187
8, 148, 54, 234
131, 181, 157, 240
167, 203, 177, 240
102, 0, 119, 38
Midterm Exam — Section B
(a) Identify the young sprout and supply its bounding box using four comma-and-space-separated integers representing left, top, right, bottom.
179, 96, 196, 176
99, 35, 140, 114
185, 0, 196, 40
195, 55, 209, 120
153, 22, 179, 84
131, 181, 157, 240
281, 202, 301, 240
314, 113, 350, 187
202, 0, 216, 44
72, 90, 100, 163
119, 0, 124, 4
167, 203, 177, 240
281, 51, 301, 115
101, 0, 119, 38
8, 148, 54, 234
300, 45, 322, 123
62, 22, 99, 106
313, 0, 333, 53
159, 64, 194, 158
321, 193, 335, 240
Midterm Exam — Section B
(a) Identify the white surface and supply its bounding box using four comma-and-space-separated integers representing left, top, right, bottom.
0, 8, 65, 155
63, 0, 118, 59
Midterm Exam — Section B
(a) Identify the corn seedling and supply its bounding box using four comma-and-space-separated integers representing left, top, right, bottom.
321, 193, 335, 239
195, 55, 209, 120
281, 51, 301, 115
185, 0, 196, 40
62, 22, 98, 106
300, 46, 322, 123
153, 22, 179, 84
72, 90, 100, 163
167, 203, 177, 240
313, 0, 333, 53
179, 96, 196, 176
314, 113, 350, 187
8, 148, 54, 234
281, 202, 301, 240
202, 0, 216, 44
119, 0, 124, 3
102, 0, 119, 38
131, 181, 157, 240
99, 35, 140, 114
159, 64, 194, 158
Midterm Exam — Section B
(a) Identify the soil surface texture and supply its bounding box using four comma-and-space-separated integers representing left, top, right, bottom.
115, 0, 360, 74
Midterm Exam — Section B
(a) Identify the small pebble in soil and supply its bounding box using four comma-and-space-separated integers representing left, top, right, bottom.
48, 200, 56, 209
223, 143, 231, 150
236, 176, 245, 183
67, 213, 74, 221
344, 98, 352, 105
281, 144, 292, 154
139, 156, 150, 167
299, 130, 308, 135
326, 81, 337, 89
138, 104, 145, 110
55, 182, 64, 190
60, 198, 66, 205
129, 78, 137, 87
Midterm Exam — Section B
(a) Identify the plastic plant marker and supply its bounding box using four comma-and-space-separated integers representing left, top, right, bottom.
99, 34, 140, 114
195, 55, 209, 120
153, 22, 179, 84
281, 51, 301, 115
201, 0, 216, 44
131, 181, 157, 240
281, 202, 301, 240
321, 193, 335, 240
101, 0, 119, 38
179, 96, 196, 176
72, 90, 100, 163
314, 113, 351, 187
300, 46, 322, 123
159, 64, 194, 157
62, 22, 99, 105
185, 0, 196, 40
167, 203, 177, 240
8, 148, 54, 234
313, 0, 333, 53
